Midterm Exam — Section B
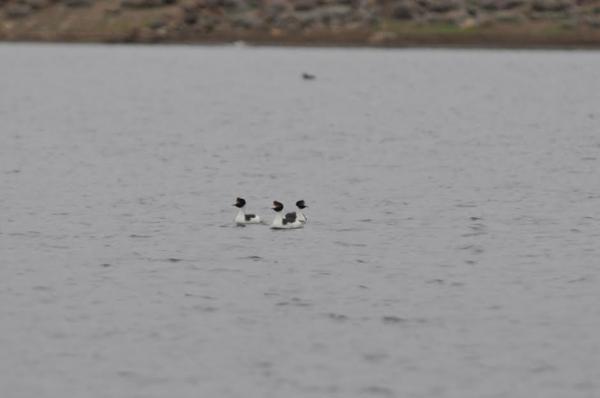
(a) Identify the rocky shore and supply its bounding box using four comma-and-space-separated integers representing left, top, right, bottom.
2, 0, 600, 47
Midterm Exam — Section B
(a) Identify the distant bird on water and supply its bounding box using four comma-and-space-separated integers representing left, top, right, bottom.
302, 73, 316, 80
270, 201, 304, 229
286, 200, 308, 224
233, 197, 262, 225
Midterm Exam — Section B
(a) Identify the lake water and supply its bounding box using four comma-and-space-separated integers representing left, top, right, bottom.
1, 43, 599, 398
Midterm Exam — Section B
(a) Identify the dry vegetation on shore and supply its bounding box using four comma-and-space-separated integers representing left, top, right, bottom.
2, 0, 600, 47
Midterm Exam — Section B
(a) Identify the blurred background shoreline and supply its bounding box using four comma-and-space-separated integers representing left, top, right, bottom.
2, 0, 600, 48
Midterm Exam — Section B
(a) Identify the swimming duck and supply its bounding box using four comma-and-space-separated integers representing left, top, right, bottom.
233, 197, 262, 225
286, 200, 308, 224
270, 201, 303, 229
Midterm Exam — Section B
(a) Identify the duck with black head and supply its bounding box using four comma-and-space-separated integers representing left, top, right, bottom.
270, 201, 304, 229
285, 200, 308, 224
233, 197, 262, 225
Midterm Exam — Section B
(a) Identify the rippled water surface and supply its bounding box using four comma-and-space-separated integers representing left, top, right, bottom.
1, 44, 600, 398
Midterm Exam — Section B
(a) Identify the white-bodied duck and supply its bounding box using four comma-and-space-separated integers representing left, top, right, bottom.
286, 200, 308, 224
233, 197, 262, 225
270, 201, 303, 229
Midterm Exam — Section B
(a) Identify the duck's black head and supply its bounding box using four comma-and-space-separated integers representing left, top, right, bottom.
272, 201, 284, 212
234, 197, 246, 208
296, 200, 307, 209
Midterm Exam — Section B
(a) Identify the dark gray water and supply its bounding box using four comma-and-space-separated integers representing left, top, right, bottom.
1, 43, 600, 398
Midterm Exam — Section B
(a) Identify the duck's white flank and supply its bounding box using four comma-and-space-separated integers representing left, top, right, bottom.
296, 211, 307, 223
270, 212, 303, 229
235, 209, 262, 225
